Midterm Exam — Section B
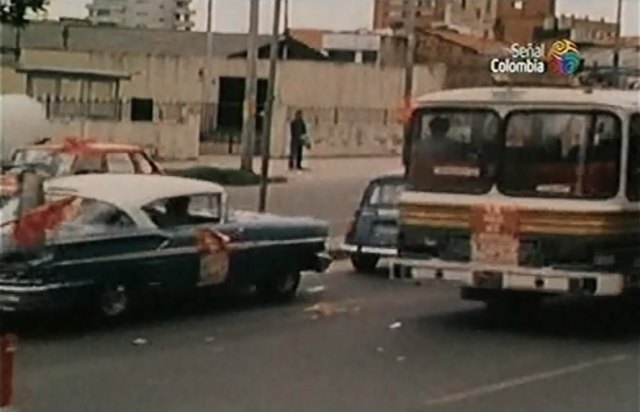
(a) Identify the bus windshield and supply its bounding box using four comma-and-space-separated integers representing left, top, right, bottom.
408, 110, 501, 194
628, 114, 640, 201
499, 111, 621, 199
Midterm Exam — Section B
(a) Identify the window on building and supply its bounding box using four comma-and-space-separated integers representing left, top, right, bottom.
131, 98, 154, 122
476, 8, 481, 18
327, 49, 357, 63
362, 51, 378, 64
96, 9, 110, 16
513, 0, 523, 10
486, 0, 492, 12
461, 0, 467, 9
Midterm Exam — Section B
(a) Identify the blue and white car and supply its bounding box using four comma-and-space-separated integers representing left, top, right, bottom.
341, 171, 404, 273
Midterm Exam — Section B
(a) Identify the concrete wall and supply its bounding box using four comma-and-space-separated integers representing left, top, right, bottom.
1, 48, 446, 159
45, 114, 200, 160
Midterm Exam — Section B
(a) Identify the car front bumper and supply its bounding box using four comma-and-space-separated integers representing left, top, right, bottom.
0, 281, 93, 313
340, 243, 397, 257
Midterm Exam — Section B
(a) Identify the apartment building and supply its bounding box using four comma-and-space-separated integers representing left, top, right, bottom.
86, 0, 195, 30
534, 14, 619, 45
444, 0, 556, 43
373, 0, 446, 30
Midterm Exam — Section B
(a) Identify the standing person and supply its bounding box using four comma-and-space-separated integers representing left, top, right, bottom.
289, 110, 308, 170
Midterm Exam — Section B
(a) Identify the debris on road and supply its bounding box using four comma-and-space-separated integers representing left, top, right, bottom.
132, 338, 149, 346
396, 356, 406, 362
204, 336, 216, 344
389, 321, 402, 330
305, 302, 348, 318
376, 347, 385, 353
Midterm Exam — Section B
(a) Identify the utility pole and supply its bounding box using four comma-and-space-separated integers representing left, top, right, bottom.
240, 0, 260, 173
612, 0, 623, 88
283, 0, 290, 60
402, 0, 417, 172
258, 0, 283, 212
200, 0, 214, 140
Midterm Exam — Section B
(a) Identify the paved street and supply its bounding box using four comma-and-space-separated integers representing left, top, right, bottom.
216, 156, 403, 242
9, 261, 640, 412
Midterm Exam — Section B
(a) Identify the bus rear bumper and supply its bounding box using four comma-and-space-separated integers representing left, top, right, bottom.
389, 258, 628, 297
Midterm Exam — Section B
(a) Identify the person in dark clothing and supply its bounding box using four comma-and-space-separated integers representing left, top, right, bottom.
418, 116, 458, 159
289, 110, 308, 170
159, 196, 192, 227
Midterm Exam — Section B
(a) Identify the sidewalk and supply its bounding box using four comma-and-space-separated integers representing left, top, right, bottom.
161, 155, 403, 182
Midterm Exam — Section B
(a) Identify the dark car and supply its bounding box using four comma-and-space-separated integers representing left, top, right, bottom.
0, 174, 331, 318
341, 171, 404, 273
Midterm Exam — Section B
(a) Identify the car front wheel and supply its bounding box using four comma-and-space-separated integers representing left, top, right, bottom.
97, 283, 131, 319
257, 270, 301, 303
350, 253, 380, 273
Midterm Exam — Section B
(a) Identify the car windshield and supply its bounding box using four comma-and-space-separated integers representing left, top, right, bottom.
367, 181, 404, 206
408, 109, 501, 194
11, 149, 74, 176
500, 111, 621, 199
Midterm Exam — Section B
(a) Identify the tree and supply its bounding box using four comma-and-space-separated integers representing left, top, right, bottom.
0, 0, 48, 27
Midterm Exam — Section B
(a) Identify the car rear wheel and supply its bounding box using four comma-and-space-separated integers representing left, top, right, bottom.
257, 270, 301, 303
350, 253, 380, 273
97, 283, 131, 319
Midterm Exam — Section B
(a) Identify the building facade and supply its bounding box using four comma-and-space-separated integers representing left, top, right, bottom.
373, 0, 446, 30
86, 0, 195, 30
442, 0, 555, 43
534, 14, 619, 45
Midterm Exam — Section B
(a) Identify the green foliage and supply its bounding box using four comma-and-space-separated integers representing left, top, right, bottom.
167, 167, 287, 186
0, 0, 48, 27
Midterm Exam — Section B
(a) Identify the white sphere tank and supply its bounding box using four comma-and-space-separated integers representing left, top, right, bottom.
0, 94, 48, 162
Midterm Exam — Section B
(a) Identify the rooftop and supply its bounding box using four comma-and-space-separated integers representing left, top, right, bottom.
0, 20, 273, 57
419, 29, 510, 55
415, 87, 640, 109
46, 174, 225, 208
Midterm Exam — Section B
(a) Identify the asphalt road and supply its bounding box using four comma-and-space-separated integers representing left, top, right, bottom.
9, 261, 640, 412
225, 172, 374, 241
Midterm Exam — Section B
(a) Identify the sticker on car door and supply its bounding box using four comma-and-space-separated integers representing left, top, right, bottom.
195, 228, 230, 286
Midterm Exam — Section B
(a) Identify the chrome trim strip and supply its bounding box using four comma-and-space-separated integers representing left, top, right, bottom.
0, 281, 93, 293
52, 237, 328, 267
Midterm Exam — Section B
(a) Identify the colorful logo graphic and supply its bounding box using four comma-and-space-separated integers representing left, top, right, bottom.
546, 40, 582, 76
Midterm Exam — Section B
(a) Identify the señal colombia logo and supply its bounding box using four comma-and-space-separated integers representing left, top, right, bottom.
489, 39, 582, 76
546, 39, 582, 75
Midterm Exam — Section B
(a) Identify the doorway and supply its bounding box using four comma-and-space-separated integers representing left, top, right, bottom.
214, 77, 267, 154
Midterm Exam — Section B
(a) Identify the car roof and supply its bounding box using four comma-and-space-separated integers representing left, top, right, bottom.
371, 169, 404, 182
20, 141, 144, 153
415, 87, 640, 110
44, 174, 225, 208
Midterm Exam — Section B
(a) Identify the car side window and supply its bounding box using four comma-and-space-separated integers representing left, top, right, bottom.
58, 198, 135, 235
131, 152, 156, 174
144, 194, 222, 228
106, 153, 136, 174
74, 154, 104, 174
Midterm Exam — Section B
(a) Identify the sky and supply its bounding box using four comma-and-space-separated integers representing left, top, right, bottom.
49, 0, 640, 35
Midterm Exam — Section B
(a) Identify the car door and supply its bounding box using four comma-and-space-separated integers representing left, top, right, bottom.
142, 193, 231, 294
49, 197, 170, 289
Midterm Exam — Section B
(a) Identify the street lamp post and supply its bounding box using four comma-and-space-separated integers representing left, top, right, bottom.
258, 0, 283, 212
